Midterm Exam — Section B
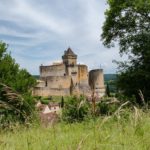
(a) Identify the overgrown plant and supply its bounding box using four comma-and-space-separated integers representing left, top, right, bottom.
0, 83, 36, 129
62, 96, 90, 123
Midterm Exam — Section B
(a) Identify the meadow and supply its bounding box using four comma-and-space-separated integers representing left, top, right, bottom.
0, 109, 150, 150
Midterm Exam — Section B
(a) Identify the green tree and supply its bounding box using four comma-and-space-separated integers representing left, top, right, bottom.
61, 96, 64, 108
101, 0, 150, 103
0, 41, 36, 127
106, 83, 110, 97
0, 41, 36, 93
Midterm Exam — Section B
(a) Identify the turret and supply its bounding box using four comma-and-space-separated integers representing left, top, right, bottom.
89, 69, 105, 97
62, 47, 77, 66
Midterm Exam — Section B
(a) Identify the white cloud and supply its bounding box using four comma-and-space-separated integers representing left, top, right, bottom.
0, 0, 125, 74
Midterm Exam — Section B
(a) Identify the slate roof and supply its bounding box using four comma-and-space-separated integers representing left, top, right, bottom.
64, 47, 77, 56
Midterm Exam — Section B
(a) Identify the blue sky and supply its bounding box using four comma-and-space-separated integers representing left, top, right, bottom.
0, 0, 125, 75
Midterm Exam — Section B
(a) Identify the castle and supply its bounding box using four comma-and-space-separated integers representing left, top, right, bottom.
33, 48, 105, 97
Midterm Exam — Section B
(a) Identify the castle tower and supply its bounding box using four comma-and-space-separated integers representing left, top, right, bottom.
62, 47, 77, 66
89, 69, 105, 97
62, 48, 79, 94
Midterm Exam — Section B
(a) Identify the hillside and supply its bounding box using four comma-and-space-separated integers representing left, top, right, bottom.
104, 74, 117, 82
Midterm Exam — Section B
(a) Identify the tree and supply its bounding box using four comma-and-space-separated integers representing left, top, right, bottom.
0, 41, 36, 127
61, 96, 64, 108
106, 83, 110, 97
0, 41, 36, 93
101, 0, 150, 103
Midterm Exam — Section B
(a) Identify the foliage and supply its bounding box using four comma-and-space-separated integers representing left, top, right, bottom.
0, 41, 37, 128
115, 92, 137, 104
97, 100, 119, 115
61, 96, 64, 108
101, 0, 150, 103
106, 83, 110, 97
0, 41, 36, 94
104, 74, 117, 93
40, 99, 50, 104
62, 96, 90, 123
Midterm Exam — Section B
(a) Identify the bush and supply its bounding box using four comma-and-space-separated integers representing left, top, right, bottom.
97, 101, 119, 116
40, 99, 50, 104
62, 96, 90, 123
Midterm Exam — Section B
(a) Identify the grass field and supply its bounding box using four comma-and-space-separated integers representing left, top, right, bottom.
0, 110, 150, 150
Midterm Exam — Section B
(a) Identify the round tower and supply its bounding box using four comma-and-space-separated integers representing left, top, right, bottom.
89, 69, 105, 97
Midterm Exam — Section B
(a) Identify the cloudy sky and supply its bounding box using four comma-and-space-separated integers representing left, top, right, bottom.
0, 0, 124, 74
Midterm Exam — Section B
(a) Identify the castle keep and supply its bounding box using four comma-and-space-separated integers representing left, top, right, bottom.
33, 48, 105, 97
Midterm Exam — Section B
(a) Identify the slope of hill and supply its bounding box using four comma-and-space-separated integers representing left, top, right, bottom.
104, 74, 117, 82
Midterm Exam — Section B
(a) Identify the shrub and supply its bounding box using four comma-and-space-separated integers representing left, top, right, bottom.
40, 99, 50, 104
62, 95, 90, 123
97, 101, 119, 116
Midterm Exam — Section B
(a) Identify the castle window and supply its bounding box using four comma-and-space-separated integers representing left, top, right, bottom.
71, 72, 77, 75
64, 73, 66, 76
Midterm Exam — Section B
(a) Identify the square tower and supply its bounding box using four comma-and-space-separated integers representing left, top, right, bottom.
62, 47, 77, 66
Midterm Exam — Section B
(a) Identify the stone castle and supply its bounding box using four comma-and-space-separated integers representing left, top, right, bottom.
33, 48, 105, 97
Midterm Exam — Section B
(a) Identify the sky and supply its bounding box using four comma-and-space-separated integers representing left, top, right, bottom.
0, 0, 125, 75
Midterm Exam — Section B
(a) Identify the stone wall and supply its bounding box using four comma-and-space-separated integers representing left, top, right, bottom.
33, 75, 72, 97
41, 76, 71, 89
78, 65, 89, 85
67, 65, 78, 85
40, 64, 66, 77
78, 65, 91, 96
35, 80, 45, 87
33, 87, 70, 97
63, 56, 77, 65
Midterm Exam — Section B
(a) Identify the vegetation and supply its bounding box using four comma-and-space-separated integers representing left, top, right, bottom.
104, 74, 117, 94
104, 74, 116, 82
0, 41, 36, 128
62, 96, 90, 123
0, 109, 150, 150
101, 0, 150, 103
1, 0, 150, 148
0, 42, 36, 94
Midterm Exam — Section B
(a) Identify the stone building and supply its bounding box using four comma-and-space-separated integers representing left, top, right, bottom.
33, 48, 105, 97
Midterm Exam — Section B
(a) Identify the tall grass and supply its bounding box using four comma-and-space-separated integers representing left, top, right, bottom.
0, 110, 150, 150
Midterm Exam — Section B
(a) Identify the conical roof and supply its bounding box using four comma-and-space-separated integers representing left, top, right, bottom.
64, 47, 76, 56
